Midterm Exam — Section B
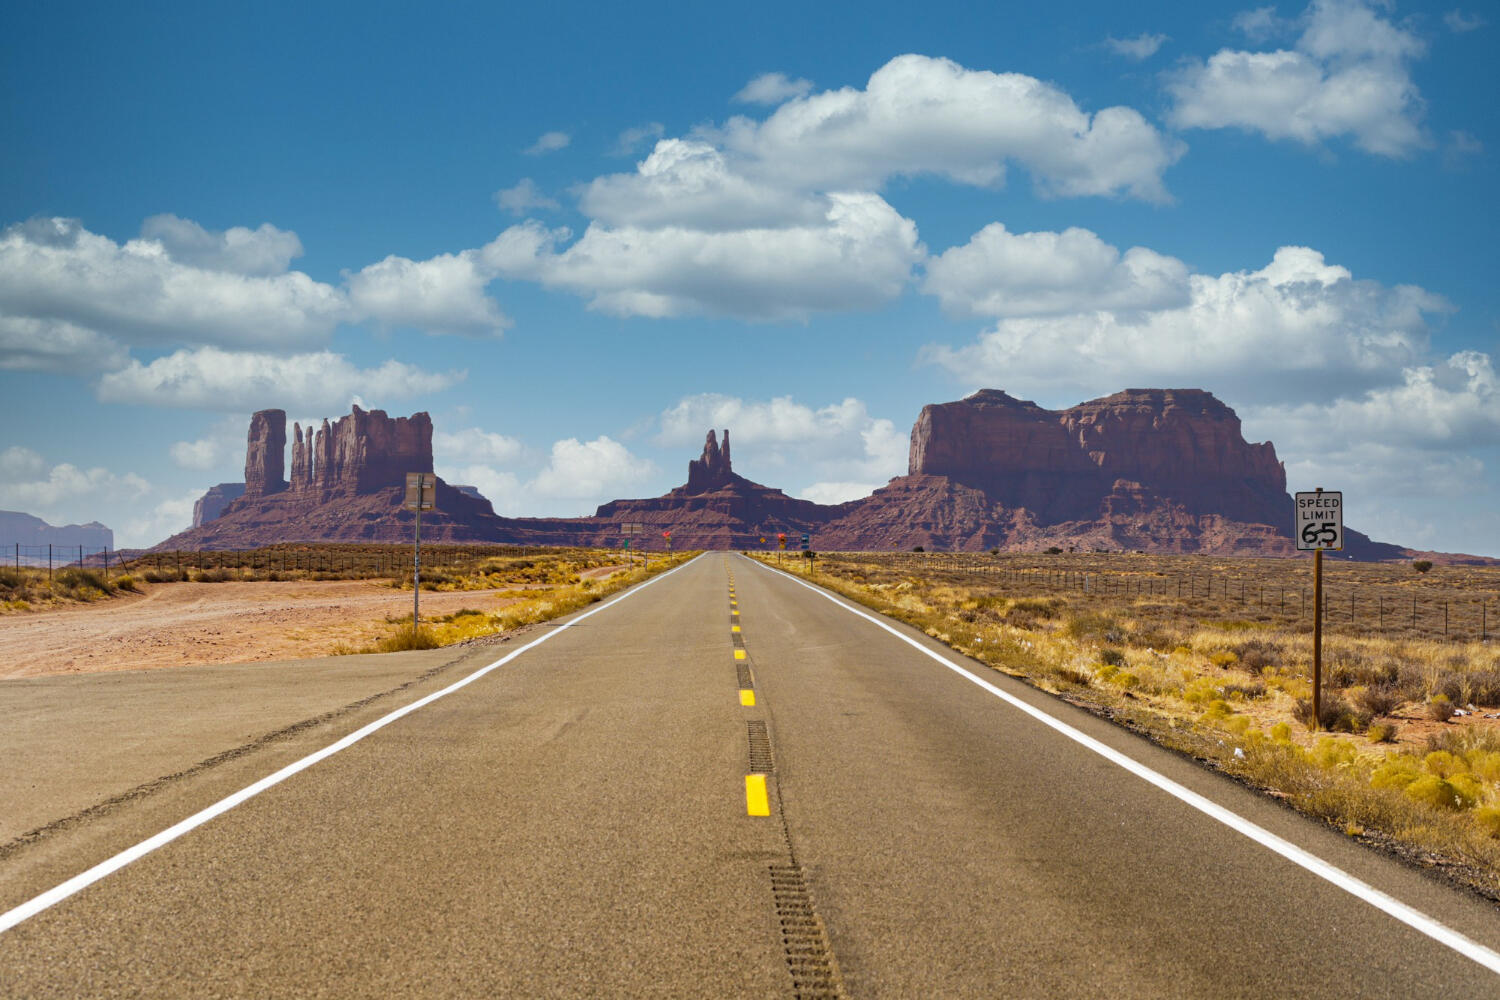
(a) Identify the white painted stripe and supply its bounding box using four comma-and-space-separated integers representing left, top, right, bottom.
0, 555, 702, 935
748, 556, 1500, 977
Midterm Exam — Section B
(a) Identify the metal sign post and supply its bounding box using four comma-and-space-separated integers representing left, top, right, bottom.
404, 473, 437, 631
621, 522, 643, 566
1295, 488, 1343, 729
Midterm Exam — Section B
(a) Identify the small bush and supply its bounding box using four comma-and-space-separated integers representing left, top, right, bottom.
115, 575, 139, 592
1044, 546, 1063, 555
1426, 695, 1456, 723
0, 568, 24, 589
1209, 651, 1238, 669
1367, 720, 1399, 743
1065, 613, 1120, 642
1099, 647, 1127, 667
1404, 774, 1477, 811
374, 624, 440, 652
1412, 560, 1433, 574
1220, 680, 1267, 701
1294, 697, 1367, 732
1351, 685, 1401, 718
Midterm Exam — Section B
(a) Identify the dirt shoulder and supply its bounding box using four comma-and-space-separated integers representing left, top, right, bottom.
0, 579, 526, 680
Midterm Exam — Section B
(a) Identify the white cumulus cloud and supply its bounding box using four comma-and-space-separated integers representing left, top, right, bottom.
923, 223, 1190, 318
926, 244, 1444, 402
0, 217, 349, 356
96, 347, 464, 412
579, 139, 828, 232
0, 455, 150, 528
434, 427, 525, 465
139, 214, 304, 276
0, 315, 128, 373
346, 249, 510, 335
529, 436, 656, 499
484, 192, 923, 320
1168, 0, 1429, 157
717, 54, 1183, 202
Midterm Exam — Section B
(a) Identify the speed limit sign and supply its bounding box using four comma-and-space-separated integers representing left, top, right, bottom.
1294, 491, 1343, 551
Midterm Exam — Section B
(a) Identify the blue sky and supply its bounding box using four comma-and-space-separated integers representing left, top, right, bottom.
2, 0, 1496, 554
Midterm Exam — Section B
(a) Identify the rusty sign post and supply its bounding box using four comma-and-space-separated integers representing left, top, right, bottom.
1295, 488, 1343, 730
404, 473, 437, 631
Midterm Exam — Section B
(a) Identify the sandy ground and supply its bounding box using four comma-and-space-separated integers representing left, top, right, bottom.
0, 579, 531, 679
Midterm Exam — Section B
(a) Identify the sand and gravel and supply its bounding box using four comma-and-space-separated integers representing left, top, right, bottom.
0, 579, 524, 680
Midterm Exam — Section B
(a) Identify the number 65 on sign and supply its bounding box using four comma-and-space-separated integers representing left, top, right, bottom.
1295, 491, 1343, 551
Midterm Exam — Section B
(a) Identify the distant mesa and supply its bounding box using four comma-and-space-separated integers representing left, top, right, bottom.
192, 483, 245, 528
0, 510, 113, 551
163, 391, 1479, 562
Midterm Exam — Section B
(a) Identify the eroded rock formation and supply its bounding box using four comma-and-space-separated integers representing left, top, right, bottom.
163, 392, 1446, 561
243, 409, 287, 497
685, 429, 734, 493
305, 406, 433, 493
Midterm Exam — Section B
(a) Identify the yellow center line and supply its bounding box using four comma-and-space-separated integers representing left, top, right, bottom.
731, 625, 741, 633
739, 689, 756, 707
745, 774, 770, 816
734, 649, 746, 660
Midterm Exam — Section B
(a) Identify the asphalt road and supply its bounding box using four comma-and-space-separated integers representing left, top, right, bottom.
3, 552, 1500, 997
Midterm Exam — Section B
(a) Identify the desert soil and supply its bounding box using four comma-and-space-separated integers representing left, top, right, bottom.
0, 579, 529, 680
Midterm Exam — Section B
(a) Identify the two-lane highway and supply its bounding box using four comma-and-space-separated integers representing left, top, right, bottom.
3, 553, 1500, 997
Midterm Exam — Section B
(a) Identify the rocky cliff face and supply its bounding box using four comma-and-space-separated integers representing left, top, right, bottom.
192, 483, 246, 527
243, 410, 287, 497
1059, 389, 1288, 526
904, 388, 1288, 529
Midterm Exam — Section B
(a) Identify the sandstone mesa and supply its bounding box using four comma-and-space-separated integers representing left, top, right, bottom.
151, 389, 1478, 563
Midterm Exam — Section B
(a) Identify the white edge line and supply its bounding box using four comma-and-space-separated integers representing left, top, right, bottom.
746, 556, 1500, 977
0, 554, 702, 935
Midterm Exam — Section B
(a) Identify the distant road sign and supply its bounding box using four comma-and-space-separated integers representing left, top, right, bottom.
621, 522, 644, 536
403, 473, 437, 511
1294, 491, 1343, 551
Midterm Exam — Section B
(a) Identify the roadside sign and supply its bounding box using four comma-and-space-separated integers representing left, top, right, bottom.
621, 522, 643, 536
403, 473, 437, 511
1294, 491, 1343, 551
801, 533, 810, 549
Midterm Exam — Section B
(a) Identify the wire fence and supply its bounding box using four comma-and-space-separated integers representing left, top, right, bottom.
827, 550, 1498, 643
3, 542, 574, 582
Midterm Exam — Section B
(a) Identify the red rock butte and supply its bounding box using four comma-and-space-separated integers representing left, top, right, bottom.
158, 391, 1439, 560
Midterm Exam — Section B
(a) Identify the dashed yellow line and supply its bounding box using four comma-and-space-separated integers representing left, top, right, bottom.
745, 774, 770, 816
734, 649, 746, 660
739, 689, 756, 707
731, 625, 741, 633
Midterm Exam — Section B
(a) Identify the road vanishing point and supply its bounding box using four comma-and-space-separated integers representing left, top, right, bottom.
3, 553, 1500, 997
